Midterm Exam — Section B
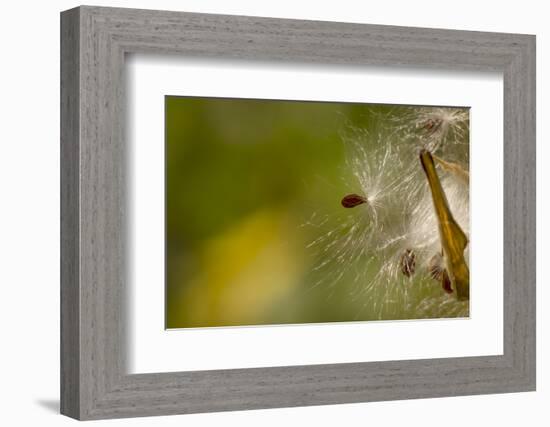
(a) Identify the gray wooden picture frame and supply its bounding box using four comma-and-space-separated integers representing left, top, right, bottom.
60, 5, 536, 420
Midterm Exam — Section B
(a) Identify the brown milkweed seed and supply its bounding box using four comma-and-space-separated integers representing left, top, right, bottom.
428, 252, 453, 294
400, 249, 416, 277
428, 252, 444, 281
341, 193, 367, 208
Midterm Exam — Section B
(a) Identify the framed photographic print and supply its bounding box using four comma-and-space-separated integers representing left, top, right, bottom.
162, 98, 471, 330
60, 5, 536, 420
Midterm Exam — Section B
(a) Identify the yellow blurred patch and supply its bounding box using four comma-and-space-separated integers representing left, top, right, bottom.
178, 209, 304, 327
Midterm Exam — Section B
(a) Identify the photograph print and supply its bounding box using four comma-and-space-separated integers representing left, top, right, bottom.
165, 96, 470, 329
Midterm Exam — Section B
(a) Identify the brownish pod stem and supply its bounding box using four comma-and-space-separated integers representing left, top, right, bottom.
420, 150, 470, 300
432, 154, 469, 184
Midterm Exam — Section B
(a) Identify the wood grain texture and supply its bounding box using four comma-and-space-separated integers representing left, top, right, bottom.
60, 5, 536, 420
60, 7, 80, 419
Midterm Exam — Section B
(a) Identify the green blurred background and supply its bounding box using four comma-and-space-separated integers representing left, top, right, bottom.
165, 97, 452, 329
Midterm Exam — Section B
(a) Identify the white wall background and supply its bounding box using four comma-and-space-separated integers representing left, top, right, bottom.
0, 0, 546, 425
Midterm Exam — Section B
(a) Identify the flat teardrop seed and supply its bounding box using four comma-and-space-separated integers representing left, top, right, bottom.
400, 249, 416, 277
341, 193, 367, 208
